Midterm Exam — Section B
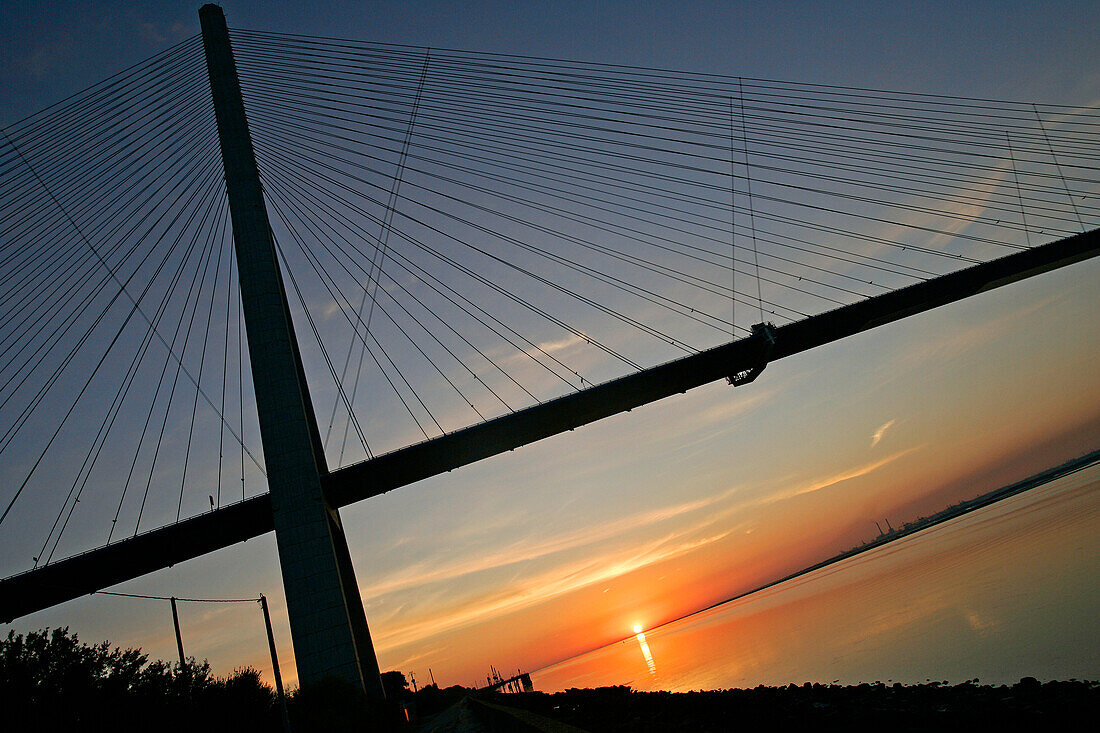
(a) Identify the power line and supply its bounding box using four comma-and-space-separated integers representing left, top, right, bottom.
96, 589, 259, 603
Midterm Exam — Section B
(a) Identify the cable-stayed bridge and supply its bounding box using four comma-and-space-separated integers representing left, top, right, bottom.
1, 5, 1097, 694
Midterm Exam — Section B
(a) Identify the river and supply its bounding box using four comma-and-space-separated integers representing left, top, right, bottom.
532, 460, 1100, 691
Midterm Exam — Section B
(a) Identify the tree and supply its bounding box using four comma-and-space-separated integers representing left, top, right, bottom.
0, 628, 276, 731
381, 669, 410, 699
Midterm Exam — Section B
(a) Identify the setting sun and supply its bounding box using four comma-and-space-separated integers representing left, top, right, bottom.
633, 624, 643, 634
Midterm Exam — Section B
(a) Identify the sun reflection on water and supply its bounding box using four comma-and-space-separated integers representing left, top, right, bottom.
633, 624, 657, 676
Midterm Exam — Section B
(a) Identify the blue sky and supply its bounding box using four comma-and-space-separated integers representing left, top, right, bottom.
4, 1, 1098, 126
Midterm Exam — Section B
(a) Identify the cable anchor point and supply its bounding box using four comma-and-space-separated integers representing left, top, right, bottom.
728, 322, 776, 387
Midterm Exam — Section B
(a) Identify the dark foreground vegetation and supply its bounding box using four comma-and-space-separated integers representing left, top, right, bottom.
485, 680, 1100, 732
0, 627, 280, 731
3, 628, 1096, 732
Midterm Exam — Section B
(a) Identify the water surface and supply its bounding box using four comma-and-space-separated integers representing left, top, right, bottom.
533, 463, 1100, 691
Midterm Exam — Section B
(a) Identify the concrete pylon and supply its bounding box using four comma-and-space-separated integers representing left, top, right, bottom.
198, 4, 384, 698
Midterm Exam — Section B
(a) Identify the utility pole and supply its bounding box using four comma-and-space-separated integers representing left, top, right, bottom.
170, 597, 186, 666
198, 4, 384, 698
260, 594, 292, 732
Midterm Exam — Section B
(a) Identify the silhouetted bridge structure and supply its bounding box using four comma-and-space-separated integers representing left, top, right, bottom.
3, 224, 1096, 624
1, 3, 1097, 698
481, 669, 535, 694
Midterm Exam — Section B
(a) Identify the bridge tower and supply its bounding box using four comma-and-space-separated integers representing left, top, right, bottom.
198, 4, 384, 697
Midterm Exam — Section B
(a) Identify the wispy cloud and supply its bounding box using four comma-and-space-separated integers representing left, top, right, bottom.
368, 442, 922, 652
693, 386, 777, 427
373, 520, 741, 651
358, 484, 744, 599
887, 292, 1060, 378
760, 446, 922, 505
517, 333, 585, 360
871, 419, 896, 448
133, 19, 191, 46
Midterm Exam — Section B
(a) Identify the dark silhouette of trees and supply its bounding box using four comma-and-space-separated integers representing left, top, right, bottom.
0, 627, 277, 731
0, 627, 421, 731
381, 670, 410, 699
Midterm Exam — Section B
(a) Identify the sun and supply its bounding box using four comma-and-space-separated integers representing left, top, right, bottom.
633, 623, 644, 634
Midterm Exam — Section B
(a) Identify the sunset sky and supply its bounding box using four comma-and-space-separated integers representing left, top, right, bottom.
2, 0, 1098, 690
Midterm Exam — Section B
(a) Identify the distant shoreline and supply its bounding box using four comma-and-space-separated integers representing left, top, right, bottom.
464, 678, 1098, 732
532, 449, 1100, 680
697, 448, 1100, 617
